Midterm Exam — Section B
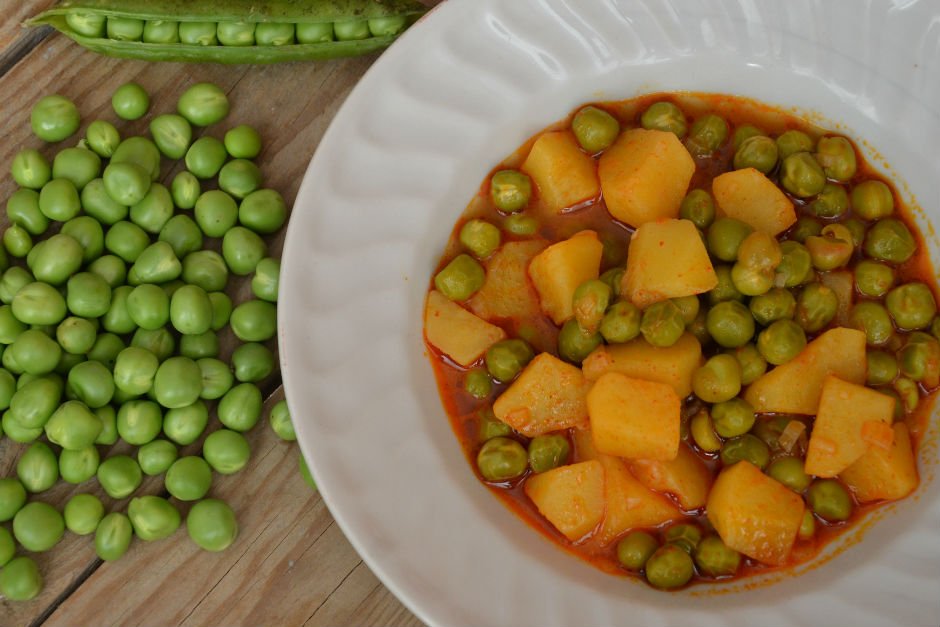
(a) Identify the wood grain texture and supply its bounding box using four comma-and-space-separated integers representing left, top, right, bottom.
0, 8, 424, 627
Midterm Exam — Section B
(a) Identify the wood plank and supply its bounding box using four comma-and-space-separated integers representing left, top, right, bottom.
0, 1, 56, 76
0, 27, 422, 627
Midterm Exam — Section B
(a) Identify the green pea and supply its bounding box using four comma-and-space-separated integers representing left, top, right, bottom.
63, 493, 105, 536
85, 120, 121, 158
476, 436, 527, 482
128, 184, 174, 235
156, 217, 202, 262
855, 260, 895, 298
644, 545, 694, 589
203, 429, 251, 475
268, 399, 295, 441
864, 218, 915, 264
218, 159, 263, 199
780, 152, 826, 198
163, 400, 209, 445
898, 332, 940, 384
186, 499, 238, 552
97, 455, 142, 499
7, 189, 49, 236
687, 114, 728, 156
13, 501, 63, 552
692, 353, 741, 403
805, 226, 854, 271
112, 136, 161, 181
107, 16, 144, 40
179, 21, 218, 45
64, 272, 111, 320
124, 285, 168, 331
100, 285, 135, 335
182, 250, 229, 292
571, 105, 619, 153
0, 555, 42, 601
177, 331, 218, 360
813, 136, 857, 181
757, 319, 806, 365
229, 299, 277, 342
789, 217, 823, 245
147, 113, 192, 160
165, 456, 212, 501
708, 265, 743, 305
95, 512, 133, 561
142, 19, 179, 43
238, 189, 286, 234
527, 434, 570, 473
59, 445, 100, 484
87, 333, 125, 371
61, 217, 104, 265
867, 350, 899, 386
9, 328, 61, 374
732, 125, 765, 149
112, 346, 157, 396
730, 262, 773, 297
38, 178, 81, 222
31, 95, 80, 143
137, 439, 179, 476
795, 283, 837, 333
103, 162, 151, 207
640, 300, 685, 347
208, 292, 232, 331
733, 135, 778, 173
776, 130, 814, 160
170, 171, 201, 211
1, 411, 42, 443
17, 441, 59, 492
333, 19, 369, 40
894, 376, 920, 414
720, 434, 771, 470
66, 360, 114, 408
478, 409, 512, 441
679, 189, 715, 230
10, 376, 62, 429
599, 300, 641, 343
116, 399, 162, 445
485, 339, 534, 383
616, 531, 658, 571
110, 81, 150, 121
151, 356, 202, 410
707, 218, 754, 262
186, 137, 228, 180
221, 226, 267, 276
490, 170, 531, 213
640, 101, 687, 137
193, 190, 238, 237
767, 456, 811, 492
810, 183, 849, 219
247, 258, 280, 304
128, 496, 180, 541
502, 214, 538, 236
749, 288, 795, 326
852, 180, 894, 220
886, 282, 937, 330
807, 479, 853, 522
849, 301, 895, 345
217, 21, 256, 45
711, 397, 755, 438
0, 306, 26, 344
369, 15, 407, 36
693, 536, 741, 578
230, 342, 273, 382
178, 83, 230, 127
197, 358, 234, 400
81, 178, 127, 225
664, 522, 703, 554
567, 280, 609, 335
217, 382, 262, 431
462, 368, 493, 400
706, 300, 754, 348
224, 125, 262, 159
11, 149, 50, 190
798, 509, 816, 540
774, 241, 812, 288
459, 219, 501, 260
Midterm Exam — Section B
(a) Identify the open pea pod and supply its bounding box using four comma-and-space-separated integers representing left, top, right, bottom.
30, 0, 428, 64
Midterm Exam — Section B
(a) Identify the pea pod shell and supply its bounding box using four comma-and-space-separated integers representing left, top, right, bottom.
30, 0, 428, 64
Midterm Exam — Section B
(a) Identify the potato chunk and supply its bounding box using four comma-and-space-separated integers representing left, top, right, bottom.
598, 129, 695, 227
468, 239, 547, 322
621, 219, 718, 308
587, 372, 680, 461
524, 460, 605, 541
804, 376, 895, 477
707, 461, 805, 565
424, 290, 506, 367
521, 131, 600, 214
528, 230, 603, 324
627, 443, 713, 511
582, 332, 702, 398
743, 327, 866, 415
712, 168, 797, 235
493, 353, 590, 436
572, 430, 682, 543
841, 423, 919, 502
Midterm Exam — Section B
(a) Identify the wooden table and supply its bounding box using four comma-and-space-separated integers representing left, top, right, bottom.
1, 4, 423, 626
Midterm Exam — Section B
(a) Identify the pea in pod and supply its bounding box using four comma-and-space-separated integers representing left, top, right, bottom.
31, 0, 428, 65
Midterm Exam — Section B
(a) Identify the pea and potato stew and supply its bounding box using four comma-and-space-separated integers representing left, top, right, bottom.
422, 93, 938, 590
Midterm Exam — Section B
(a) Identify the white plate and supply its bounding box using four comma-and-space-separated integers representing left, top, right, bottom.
279, 1, 940, 625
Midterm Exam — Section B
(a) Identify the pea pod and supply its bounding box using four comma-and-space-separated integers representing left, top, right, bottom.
31, 0, 428, 64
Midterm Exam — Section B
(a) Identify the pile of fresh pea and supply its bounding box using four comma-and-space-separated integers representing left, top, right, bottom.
432, 97, 939, 590
0, 81, 306, 602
